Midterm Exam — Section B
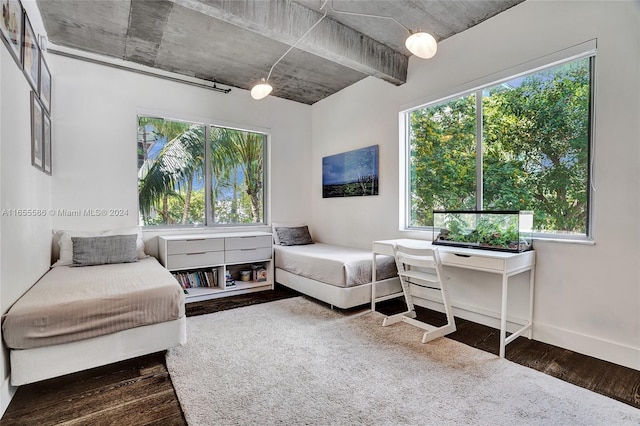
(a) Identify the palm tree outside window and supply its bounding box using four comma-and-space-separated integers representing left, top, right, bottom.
137, 117, 266, 227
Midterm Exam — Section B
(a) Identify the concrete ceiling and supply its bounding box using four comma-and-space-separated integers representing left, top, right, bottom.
37, 0, 525, 105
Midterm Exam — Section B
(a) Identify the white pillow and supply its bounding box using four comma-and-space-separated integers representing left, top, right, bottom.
271, 222, 309, 245
55, 226, 147, 266
56, 230, 104, 266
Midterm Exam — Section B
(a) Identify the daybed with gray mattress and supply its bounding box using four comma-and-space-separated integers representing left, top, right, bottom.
2, 231, 186, 386
272, 225, 400, 309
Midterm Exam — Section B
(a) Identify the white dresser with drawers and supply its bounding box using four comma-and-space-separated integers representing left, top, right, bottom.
158, 231, 274, 303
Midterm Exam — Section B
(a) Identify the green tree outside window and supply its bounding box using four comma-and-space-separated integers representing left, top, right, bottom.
408, 56, 592, 236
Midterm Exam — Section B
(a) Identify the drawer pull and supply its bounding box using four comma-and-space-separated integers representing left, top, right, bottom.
454, 254, 471, 257
185, 239, 206, 242
241, 248, 257, 251
186, 252, 206, 255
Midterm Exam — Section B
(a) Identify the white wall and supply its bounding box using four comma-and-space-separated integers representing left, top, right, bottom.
311, 0, 640, 370
49, 53, 313, 251
0, 0, 52, 414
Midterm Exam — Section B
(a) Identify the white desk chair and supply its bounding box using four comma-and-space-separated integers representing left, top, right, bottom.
382, 244, 456, 343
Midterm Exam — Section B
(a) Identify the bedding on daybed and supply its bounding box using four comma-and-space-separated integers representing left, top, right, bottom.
272, 223, 401, 309
2, 257, 184, 350
274, 243, 397, 288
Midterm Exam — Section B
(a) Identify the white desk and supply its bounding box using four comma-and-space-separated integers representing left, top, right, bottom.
372, 239, 535, 357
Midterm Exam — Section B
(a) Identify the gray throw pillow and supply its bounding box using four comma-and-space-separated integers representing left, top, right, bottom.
72, 234, 138, 266
275, 226, 314, 246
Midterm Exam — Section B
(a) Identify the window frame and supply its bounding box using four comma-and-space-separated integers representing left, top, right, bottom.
399, 41, 597, 241
137, 114, 270, 229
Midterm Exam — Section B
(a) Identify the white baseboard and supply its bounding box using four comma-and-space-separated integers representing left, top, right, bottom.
533, 321, 640, 371
0, 377, 16, 418
410, 288, 639, 371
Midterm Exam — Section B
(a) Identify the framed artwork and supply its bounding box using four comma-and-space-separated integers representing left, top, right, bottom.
30, 91, 43, 170
39, 52, 51, 113
43, 111, 51, 175
322, 145, 379, 198
22, 11, 38, 92
0, 0, 23, 66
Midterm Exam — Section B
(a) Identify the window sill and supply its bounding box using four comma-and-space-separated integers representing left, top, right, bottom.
142, 225, 271, 234
532, 237, 595, 246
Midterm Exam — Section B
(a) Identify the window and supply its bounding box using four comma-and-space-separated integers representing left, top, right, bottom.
137, 117, 266, 227
404, 55, 594, 237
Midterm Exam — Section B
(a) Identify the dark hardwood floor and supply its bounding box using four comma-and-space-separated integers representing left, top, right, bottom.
2, 285, 639, 425
376, 300, 640, 410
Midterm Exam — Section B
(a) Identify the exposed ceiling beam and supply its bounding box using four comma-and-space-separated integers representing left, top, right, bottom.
168, 0, 408, 86
125, 0, 174, 66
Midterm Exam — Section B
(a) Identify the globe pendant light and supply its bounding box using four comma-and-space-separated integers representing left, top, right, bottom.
405, 31, 438, 59
251, 1, 329, 100
328, 1, 438, 60
251, 79, 273, 100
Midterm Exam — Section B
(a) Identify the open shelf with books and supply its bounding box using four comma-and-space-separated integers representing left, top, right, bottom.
171, 267, 219, 294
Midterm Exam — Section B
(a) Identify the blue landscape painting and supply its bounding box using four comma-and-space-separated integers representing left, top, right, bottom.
322, 145, 379, 198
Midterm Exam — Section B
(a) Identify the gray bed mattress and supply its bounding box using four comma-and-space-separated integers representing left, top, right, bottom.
2, 257, 185, 350
274, 243, 397, 288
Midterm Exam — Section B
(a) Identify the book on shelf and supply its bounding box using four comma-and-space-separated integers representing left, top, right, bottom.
171, 268, 218, 291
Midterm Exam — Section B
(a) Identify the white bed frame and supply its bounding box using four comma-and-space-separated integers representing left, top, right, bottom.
9, 317, 186, 386
276, 267, 400, 309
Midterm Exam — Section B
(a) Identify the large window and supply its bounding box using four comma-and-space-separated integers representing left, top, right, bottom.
404, 54, 594, 237
137, 117, 266, 227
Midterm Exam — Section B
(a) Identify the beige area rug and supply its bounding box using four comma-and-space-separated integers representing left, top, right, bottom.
166, 297, 640, 425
